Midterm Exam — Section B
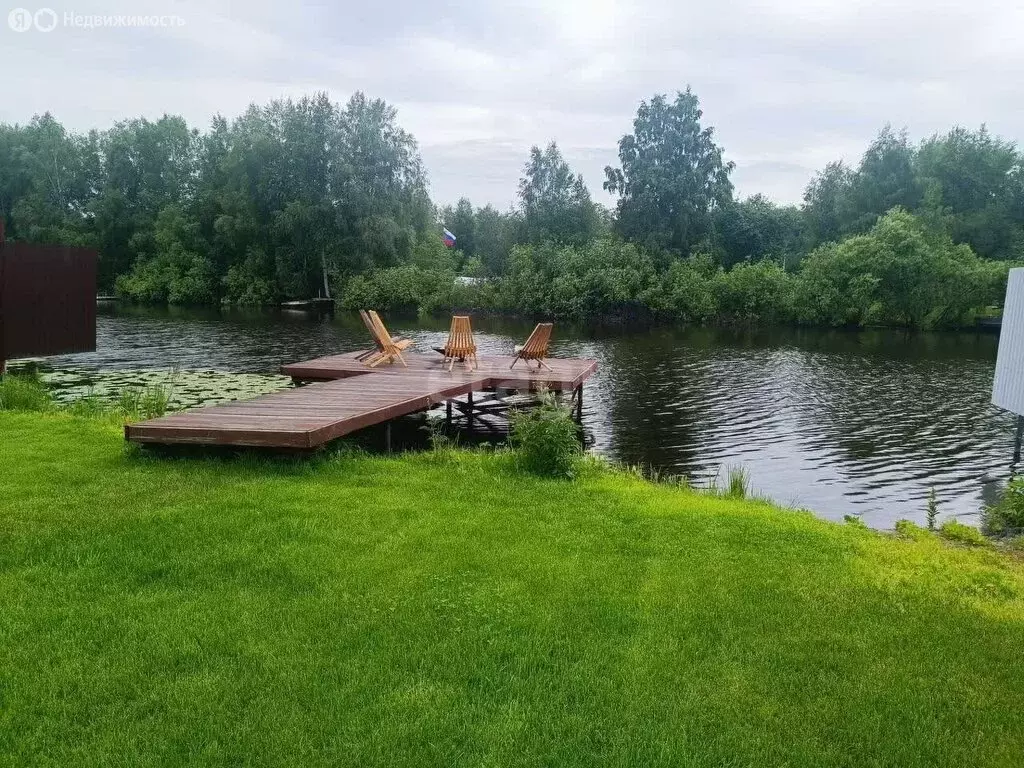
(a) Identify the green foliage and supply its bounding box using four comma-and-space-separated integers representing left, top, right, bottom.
795, 208, 1001, 328
341, 265, 445, 314
844, 514, 868, 529
495, 238, 660, 320
116, 204, 216, 304
845, 127, 923, 233
713, 194, 804, 268
983, 476, 1024, 537
656, 255, 719, 322
1, 93, 430, 302
927, 488, 939, 531
3, 96, 1022, 331
0, 372, 53, 412
915, 126, 1024, 261
801, 125, 1024, 262
509, 392, 581, 479
714, 259, 795, 324
519, 142, 601, 247
605, 88, 733, 254
472, 204, 521, 276
803, 161, 856, 246
939, 520, 988, 547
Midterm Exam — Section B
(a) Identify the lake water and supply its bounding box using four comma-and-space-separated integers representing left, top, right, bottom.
24, 305, 1021, 529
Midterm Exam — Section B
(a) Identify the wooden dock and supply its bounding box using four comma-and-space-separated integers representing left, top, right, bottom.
125, 351, 597, 449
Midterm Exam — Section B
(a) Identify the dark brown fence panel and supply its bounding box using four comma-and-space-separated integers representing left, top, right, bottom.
0, 243, 98, 361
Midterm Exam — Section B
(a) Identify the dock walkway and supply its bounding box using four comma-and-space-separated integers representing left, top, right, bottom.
125, 352, 597, 449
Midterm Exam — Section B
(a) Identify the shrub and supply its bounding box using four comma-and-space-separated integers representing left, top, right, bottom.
939, 520, 988, 547
983, 475, 1024, 537
339, 264, 494, 316
657, 256, 718, 322
494, 238, 660, 320
0, 373, 53, 412
794, 208, 996, 328
713, 259, 795, 324
509, 391, 581, 479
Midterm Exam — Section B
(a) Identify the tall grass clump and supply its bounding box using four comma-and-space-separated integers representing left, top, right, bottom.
509, 390, 581, 479
117, 383, 172, 420
725, 465, 749, 498
0, 372, 53, 412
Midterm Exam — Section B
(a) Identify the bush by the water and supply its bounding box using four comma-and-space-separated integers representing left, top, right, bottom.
984, 476, 1024, 537
509, 392, 581, 479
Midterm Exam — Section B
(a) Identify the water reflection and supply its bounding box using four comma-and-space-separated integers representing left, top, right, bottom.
25, 305, 1019, 528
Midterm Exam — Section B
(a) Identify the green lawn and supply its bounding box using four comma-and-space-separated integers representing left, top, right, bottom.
2, 412, 1024, 766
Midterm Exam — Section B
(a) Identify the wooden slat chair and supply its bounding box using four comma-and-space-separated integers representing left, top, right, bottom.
356, 310, 412, 362
442, 315, 478, 372
510, 322, 554, 370
365, 310, 411, 367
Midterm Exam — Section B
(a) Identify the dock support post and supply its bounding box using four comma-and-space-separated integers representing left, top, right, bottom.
574, 384, 583, 423
1015, 415, 1023, 464
446, 399, 452, 426
385, 422, 392, 454
467, 391, 474, 433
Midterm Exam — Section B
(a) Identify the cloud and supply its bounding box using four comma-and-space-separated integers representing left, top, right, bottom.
2, 0, 1021, 208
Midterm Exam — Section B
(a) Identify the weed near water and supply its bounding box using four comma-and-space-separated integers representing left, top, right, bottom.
0, 371, 53, 411
116, 383, 172, 420
0, 371, 171, 421
724, 465, 749, 498
984, 475, 1024, 538
509, 390, 581, 478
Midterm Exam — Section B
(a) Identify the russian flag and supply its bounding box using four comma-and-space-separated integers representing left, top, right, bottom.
442, 228, 457, 248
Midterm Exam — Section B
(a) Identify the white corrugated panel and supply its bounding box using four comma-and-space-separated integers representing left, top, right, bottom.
992, 268, 1024, 415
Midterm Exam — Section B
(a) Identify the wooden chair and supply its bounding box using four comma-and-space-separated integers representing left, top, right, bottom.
510, 323, 553, 370
364, 310, 411, 367
442, 315, 478, 371
356, 310, 411, 362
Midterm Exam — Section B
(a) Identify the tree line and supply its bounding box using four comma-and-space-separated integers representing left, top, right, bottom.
1, 88, 1021, 327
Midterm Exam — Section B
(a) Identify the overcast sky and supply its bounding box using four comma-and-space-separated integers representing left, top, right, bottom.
2, 0, 1022, 209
